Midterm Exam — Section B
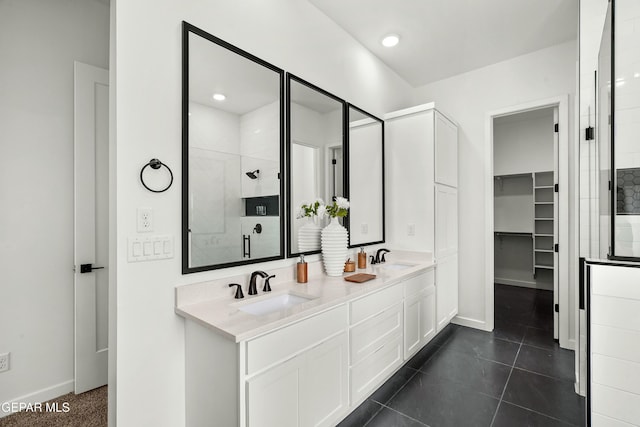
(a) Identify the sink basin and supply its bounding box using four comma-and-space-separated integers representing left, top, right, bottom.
379, 262, 416, 271
237, 292, 315, 316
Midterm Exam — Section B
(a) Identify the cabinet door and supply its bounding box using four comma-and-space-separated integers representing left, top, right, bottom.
420, 286, 437, 345
436, 255, 458, 332
404, 293, 422, 359
246, 356, 302, 427
435, 112, 458, 187
300, 333, 348, 427
435, 185, 458, 259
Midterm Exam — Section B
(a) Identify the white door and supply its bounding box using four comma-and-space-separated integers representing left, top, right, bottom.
73, 61, 109, 394
553, 107, 559, 340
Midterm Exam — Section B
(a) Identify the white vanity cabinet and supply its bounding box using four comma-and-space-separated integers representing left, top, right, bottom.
348, 283, 404, 404
244, 305, 349, 427
403, 270, 436, 359
246, 332, 348, 427
184, 304, 349, 427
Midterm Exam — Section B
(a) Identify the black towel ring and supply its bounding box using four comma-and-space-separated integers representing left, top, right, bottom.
140, 158, 173, 193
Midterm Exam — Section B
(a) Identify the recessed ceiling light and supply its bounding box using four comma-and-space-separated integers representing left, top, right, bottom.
212, 93, 226, 101
381, 34, 400, 47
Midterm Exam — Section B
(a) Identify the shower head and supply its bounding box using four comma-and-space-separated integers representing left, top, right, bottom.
246, 169, 260, 179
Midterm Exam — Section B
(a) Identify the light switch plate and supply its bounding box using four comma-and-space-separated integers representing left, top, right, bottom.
407, 224, 416, 236
128, 235, 173, 262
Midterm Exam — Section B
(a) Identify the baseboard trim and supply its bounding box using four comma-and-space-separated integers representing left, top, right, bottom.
0, 380, 74, 418
451, 316, 490, 331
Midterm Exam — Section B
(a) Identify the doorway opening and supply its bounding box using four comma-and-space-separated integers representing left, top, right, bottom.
484, 95, 571, 352
492, 107, 559, 337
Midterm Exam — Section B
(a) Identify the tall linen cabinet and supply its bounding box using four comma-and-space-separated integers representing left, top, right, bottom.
385, 103, 459, 331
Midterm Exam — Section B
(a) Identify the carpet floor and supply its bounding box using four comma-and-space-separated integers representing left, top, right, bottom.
0, 386, 107, 427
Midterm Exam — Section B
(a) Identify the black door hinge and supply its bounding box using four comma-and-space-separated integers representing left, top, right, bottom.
554, 123, 559, 133
554, 304, 559, 313
585, 126, 594, 140
554, 183, 559, 192
331, 159, 337, 165
608, 180, 612, 191
554, 243, 559, 252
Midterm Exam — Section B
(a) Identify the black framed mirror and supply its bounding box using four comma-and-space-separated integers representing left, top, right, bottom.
286, 74, 346, 258
182, 22, 285, 273
346, 104, 385, 247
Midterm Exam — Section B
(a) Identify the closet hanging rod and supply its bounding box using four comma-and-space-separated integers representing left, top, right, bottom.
494, 231, 532, 237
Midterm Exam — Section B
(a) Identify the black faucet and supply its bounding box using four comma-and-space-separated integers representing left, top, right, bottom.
229, 283, 244, 299
370, 248, 391, 265
263, 275, 276, 292
248, 271, 269, 295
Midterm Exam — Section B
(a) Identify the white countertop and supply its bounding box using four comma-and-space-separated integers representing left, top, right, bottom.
175, 251, 435, 343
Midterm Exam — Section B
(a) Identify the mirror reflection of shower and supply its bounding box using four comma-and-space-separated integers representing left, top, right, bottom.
246, 169, 260, 179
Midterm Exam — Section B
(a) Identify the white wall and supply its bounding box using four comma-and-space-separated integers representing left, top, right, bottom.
112, 1, 414, 425
412, 41, 577, 334
493, 108, 555, 176
0, 0, 109, 412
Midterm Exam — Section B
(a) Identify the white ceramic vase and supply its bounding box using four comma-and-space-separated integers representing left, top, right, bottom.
321, 216, 349, 277
298, 217, 321, 253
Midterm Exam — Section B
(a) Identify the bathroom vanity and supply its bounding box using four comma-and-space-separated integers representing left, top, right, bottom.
175, 252, 444, 427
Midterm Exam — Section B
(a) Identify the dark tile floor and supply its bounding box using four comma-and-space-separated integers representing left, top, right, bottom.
338, 284, 585, 427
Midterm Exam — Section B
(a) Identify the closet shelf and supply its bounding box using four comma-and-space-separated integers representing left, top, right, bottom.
535, 202, 554, 205
535, 233, 554, 237
535, 186, 554, 189
535, 264, 554, 270
535, 249, 554, 253
494, 231, 532, 237
534, 217, 554, 221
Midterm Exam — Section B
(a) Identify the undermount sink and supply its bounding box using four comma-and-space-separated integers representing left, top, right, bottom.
237, 292, 315, 316
378, 262, 416, 271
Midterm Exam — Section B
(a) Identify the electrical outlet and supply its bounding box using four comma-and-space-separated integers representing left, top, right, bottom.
137, 208, 153, 232
0, 352, 9, 373
361, 223, 368, 234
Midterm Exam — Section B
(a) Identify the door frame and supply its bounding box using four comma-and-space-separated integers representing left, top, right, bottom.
484, 95, 571, 349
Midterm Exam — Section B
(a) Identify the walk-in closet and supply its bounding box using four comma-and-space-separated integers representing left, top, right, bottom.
493, 107, 558, 335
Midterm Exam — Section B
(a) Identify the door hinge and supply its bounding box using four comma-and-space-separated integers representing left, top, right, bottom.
554, 304, 559, 313
554, 123, 559, 133
608, 180, 612, 191
554, 243, 559, 252
554, 183, 559, 192
331, 159, 337, 165
585, 126, 594, 140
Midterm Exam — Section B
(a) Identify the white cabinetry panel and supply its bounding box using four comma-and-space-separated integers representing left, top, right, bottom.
350, 302, 402, 365
246, 356, 301, 427
247, 332, 348, 427
246, 304, 347, 375
435, 112, 458, 188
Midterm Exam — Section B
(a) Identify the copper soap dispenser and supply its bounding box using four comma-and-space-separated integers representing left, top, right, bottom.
358, 247, 367, 269
297, 254, 308, 283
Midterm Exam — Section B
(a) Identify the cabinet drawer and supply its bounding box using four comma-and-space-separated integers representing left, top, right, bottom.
404, 271, 434, 297
350, 334, 403, 404
350, 302, 402, 365
246, 305, 348, 376
351, 284, 403, 325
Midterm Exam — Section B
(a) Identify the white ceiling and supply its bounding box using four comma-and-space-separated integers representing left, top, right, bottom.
308, 0, 578, 87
